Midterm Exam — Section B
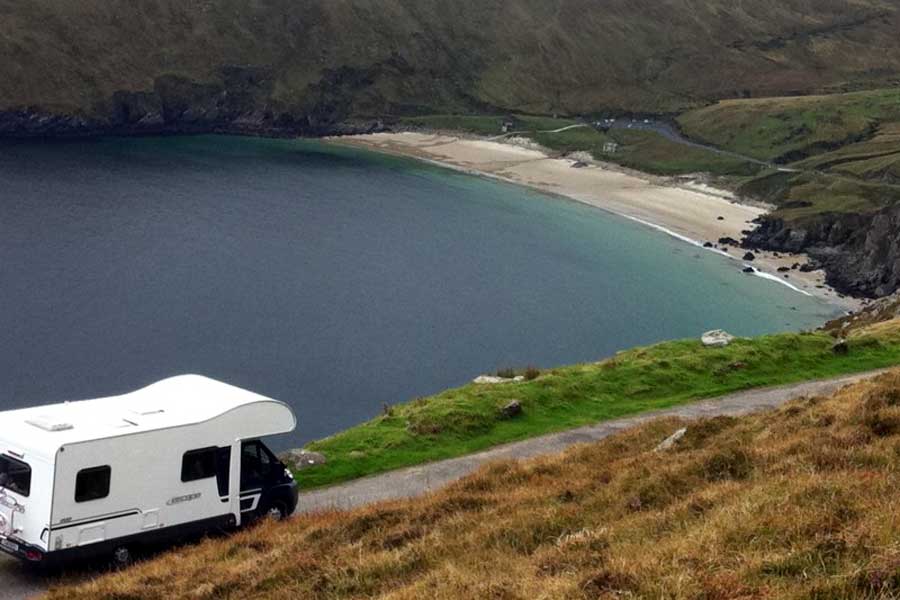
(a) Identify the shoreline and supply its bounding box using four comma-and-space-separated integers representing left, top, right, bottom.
329, 131, 861, 313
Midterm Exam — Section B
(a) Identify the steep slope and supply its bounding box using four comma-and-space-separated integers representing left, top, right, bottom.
4, 0, 900, 136
48, 358, 900, 599
825, 290, 900, 335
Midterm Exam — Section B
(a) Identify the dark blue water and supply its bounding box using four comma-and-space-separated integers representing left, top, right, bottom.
0, 135, 837, 447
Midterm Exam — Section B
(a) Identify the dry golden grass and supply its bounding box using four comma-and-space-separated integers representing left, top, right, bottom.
825, 305, 900, 340
48, 370, 900, 599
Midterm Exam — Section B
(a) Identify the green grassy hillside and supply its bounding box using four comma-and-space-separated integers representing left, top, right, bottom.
678, 88, 900, 164
4, 0, 900, 128
294, 324, 900, 489
676, 88, 900, 217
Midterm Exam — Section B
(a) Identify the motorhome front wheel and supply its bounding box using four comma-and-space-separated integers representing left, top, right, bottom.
112, 546, 132, 568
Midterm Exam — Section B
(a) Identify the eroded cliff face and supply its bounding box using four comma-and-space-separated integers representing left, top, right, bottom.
746, 207, 900, 298
0, 66, 392, 138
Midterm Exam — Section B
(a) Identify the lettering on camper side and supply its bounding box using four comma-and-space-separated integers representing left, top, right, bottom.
167, 493, 202, 506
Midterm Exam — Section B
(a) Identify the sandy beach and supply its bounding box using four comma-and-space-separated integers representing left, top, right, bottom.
332, 132, 861, 313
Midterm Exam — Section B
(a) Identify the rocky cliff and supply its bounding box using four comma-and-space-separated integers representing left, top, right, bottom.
746, 207, 900, 298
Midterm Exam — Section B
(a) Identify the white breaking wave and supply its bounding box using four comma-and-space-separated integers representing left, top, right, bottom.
623, 215, 813, 297
748, 268, 813, 296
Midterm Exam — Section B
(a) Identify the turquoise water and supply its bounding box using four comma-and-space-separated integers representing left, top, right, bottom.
0, 135, 839, 446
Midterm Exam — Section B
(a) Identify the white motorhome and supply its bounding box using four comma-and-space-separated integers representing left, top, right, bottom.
0, 375, 298, 566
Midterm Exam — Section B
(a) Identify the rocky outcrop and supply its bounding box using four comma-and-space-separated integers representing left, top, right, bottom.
745, 207, 900, 298
701, 330, 736, 347
654, 428, 687, 452
499, 400, 523, 419
473, 375, 525, 385
280, 449, 327, 471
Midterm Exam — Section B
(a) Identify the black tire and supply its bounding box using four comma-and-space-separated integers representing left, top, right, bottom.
111, 545, 132, 569
264, 501, 288, 522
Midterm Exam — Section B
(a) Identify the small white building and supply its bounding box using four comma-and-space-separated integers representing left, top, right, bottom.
0, 375, 298, 566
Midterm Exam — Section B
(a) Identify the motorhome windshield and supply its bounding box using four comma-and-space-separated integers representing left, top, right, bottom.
0, 455, 31, 497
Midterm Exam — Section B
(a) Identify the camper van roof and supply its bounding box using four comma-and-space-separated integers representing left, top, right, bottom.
0, 375, 294, 461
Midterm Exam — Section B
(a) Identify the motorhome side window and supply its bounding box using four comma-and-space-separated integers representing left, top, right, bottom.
181, 448, 217, 482
0, 454, 31, 497
75, 466, 111, 502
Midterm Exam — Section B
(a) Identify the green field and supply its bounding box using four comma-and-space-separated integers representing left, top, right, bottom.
397, 114, 580, 137
402, 114, 762, 177
676, 88, 900, 221
678, 89, 900, 163
295, 326, 900, 489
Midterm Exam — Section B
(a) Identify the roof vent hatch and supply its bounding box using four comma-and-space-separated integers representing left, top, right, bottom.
26, 416, 74, 432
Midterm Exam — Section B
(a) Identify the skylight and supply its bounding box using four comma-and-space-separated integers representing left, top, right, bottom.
25, 416, 74, 432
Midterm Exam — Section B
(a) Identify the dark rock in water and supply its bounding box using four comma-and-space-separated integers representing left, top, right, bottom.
792, 263, 800, 270
784, 274, 790, 278
717, 216, 725, 221
703, 242, 714, 248
500, 400, 523, 419
832, 339, 849, 355
571, 161, 589, 169
743, 252, 756, 261
718, 237, 740, 246
777, 266, 790, 272
743, 267, 755, 273
799, 263, 817, 273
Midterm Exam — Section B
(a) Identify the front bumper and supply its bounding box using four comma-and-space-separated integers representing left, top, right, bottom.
289, 480, 299, 513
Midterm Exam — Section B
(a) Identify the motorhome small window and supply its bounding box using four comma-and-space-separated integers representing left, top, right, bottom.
0, 455, 31, 497
182, 448, 217, 482
75, 466, 111, 502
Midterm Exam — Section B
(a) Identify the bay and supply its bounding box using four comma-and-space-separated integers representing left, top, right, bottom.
0, 135, 838, 447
